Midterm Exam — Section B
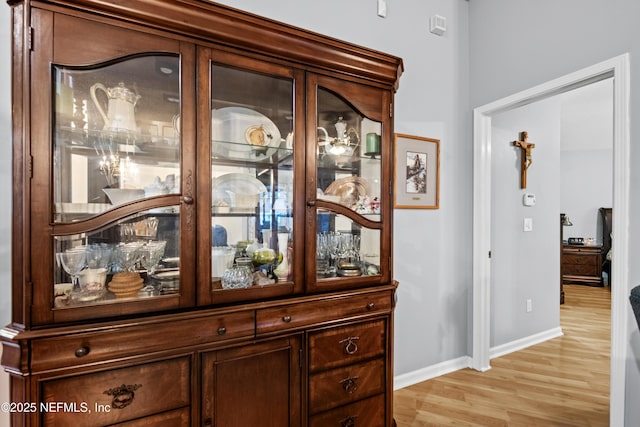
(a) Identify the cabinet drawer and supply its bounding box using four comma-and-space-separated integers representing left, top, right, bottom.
309, 358, 385, 414
32, 310, 254, 371
256, 291, 391, 335
309, 394, 385, 427
563, 254, 599, 266
41, 356, 190, 427
563, 263, 598, 276
309, 319, 386, 372
112, 407, 190, 426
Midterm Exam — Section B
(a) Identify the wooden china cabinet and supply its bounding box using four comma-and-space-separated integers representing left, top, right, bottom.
1, 1, 403, 426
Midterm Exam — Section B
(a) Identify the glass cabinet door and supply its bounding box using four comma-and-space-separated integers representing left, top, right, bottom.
198, 50, 301, 304
308, 75, 391, 291
50, 54, 185, 315
53, 55, 181, 222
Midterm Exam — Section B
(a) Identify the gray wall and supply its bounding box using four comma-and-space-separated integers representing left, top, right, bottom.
491, 97, 562, 347
468, 0, 640, 423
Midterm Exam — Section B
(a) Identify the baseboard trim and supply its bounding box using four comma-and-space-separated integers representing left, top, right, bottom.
490, 327, 563, 360
394, 327, 563, 391
393, 356, 472, 390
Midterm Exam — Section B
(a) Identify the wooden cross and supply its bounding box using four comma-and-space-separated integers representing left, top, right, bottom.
513, 131, 535, 189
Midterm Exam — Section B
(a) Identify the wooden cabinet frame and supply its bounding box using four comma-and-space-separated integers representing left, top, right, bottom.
3, 1, 403, 426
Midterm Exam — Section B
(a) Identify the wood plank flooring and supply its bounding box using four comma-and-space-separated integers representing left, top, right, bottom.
393, 284, 611, 426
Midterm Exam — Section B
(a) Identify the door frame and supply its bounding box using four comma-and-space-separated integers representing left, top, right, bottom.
472, 54, 630, 426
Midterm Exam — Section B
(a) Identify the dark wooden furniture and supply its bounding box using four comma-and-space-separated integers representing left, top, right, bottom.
562, 244, 604, 286
1, 1, 403, 425
599, 207, 612, 285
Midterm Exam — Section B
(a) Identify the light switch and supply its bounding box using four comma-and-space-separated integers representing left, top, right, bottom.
524, 218, 533, 232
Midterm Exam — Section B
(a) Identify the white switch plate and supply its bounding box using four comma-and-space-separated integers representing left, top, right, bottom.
377, 0, 387, 18
523, 218, 533, 232
526, 299, 532, 313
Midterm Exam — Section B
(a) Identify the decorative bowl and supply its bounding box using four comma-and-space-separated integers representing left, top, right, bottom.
103, 188, 145, 205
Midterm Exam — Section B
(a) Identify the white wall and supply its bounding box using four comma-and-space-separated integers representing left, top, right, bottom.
491, 97, 562, 347
0, 3, 12, 426
468, 1, 640, 424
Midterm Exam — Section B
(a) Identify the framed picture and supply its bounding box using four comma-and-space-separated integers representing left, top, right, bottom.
394, 133, 440, 209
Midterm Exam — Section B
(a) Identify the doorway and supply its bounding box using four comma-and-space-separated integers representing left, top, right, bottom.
472, 54, 630, 427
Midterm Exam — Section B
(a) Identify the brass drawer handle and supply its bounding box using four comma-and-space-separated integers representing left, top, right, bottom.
340, 415, 358, 427
339, 336, 360, 355
103, 383, 142, 409
339, 376, 360, 394
282, 315, 292, 323
366, 302, 375, 310
75, 346, 90, 358
217, 327, 227, 335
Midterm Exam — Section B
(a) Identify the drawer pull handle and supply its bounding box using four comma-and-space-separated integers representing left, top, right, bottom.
340, 415, 358, 427
217, 327, 227, 335
367, 302, 375, 310
75, 346, 90, 358
339, 336, 360, 355
103, 383, 142, 409
282, 315, 292, 323
339, 376, 360, 394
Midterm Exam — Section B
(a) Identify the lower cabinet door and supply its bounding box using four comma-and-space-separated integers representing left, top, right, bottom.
201, 336, 302, 427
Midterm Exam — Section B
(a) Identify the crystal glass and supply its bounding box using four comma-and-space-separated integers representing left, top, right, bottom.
56, 247, 87, 301
114, 242, 144, 272
221, 259, 253, 289
140, 241, 167, 296
140, 241, 167, 275
86, 243, 114, 269
110, 242, 145, 299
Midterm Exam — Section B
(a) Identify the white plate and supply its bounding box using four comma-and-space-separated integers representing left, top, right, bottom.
212, 173, 267, 209
212, 107, 281, 159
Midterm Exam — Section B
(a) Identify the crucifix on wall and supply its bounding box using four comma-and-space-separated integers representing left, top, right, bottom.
513, 131, 535, 189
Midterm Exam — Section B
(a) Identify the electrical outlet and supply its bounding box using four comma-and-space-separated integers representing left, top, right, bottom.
526, 299, 533, 313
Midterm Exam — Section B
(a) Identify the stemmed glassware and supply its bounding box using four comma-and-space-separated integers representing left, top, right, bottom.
114, 242, 144, 273
109, 242, 145, 299
140, 241, 167, 295
140, 241, 167, 276
316, 232, 362, 278
56, 247, 87, 302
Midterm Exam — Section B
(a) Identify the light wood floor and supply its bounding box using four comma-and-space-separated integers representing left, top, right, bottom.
394, 284, 611, 426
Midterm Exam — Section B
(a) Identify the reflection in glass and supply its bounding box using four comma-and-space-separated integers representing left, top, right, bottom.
53, 208, 181, 308
315, 214, 381, 279
210, 64, 294, 290
52, 54, 181, 223
315, 88, 382, 220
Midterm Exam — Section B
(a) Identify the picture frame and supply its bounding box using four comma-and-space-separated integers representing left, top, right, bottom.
394, 133, 440, 209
